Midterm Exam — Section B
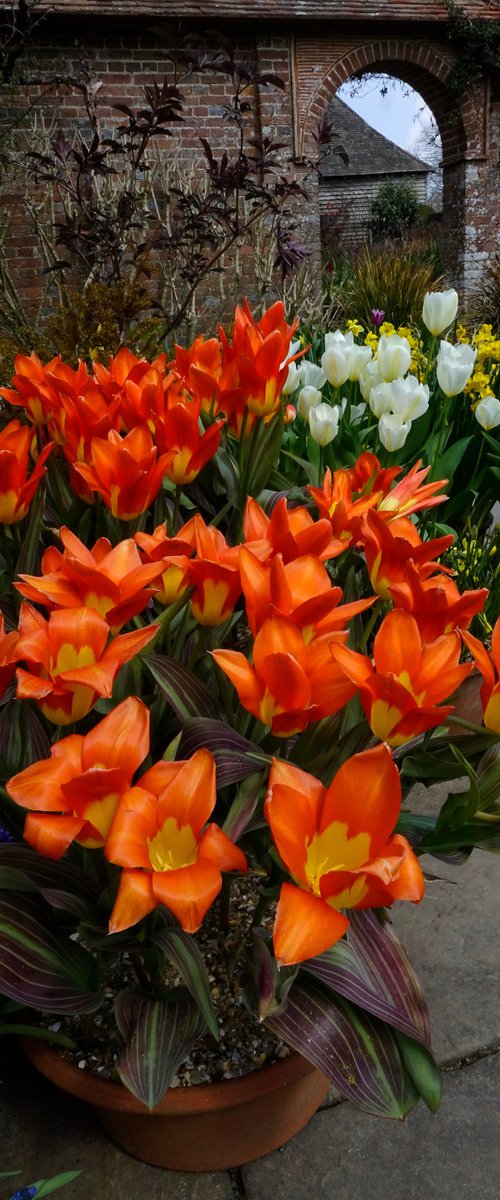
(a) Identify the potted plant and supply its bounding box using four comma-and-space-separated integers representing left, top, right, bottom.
0, 299, 499, 1172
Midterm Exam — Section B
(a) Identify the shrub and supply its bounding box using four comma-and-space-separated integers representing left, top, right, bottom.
369, 179, 419, 242
342, 241, 444, 328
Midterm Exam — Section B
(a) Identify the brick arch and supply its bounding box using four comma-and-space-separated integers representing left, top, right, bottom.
299, 40, 480, 164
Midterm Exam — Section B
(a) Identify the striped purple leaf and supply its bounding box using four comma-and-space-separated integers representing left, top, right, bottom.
179, 718, 271, 787
0, 893, 102, 1014
266, 978, 418, 1119
302, 909, 431, 1049
153, 926, 219, 1038
145, 655, 220, 721
115, 990, 206, 1108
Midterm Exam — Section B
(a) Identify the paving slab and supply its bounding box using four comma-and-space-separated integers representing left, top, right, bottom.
0, 1040, 233, 1200
243, 1051, 500, 1200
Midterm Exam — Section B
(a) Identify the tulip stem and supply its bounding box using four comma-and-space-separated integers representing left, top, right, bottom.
359, 598, 386, 654
170, 485, 183, 536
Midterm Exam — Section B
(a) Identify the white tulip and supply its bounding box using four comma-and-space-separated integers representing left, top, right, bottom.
340, 397, 366, 423
359, 357, 384, 402
297, 385, 323, 420
309, 402, 340, 446
281, 360, 300, 396
376, 334, 412, 382
436, 341, 476, 397
389, 376, 430, 423
321, 343, 353, 388
348, 344, 373, 381
369, 381, 394, 419
378, 413, 411, 451
475, 395, 500, 430
422, 289, 459, 336
297, 360, 326, 390
324, 329, 354, 351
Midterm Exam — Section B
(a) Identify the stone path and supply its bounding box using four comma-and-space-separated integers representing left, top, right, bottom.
1, 843, 498, 1199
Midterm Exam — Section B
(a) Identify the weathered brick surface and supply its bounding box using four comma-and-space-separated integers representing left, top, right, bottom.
2, 10, 500, 318
1, 2, 499, 19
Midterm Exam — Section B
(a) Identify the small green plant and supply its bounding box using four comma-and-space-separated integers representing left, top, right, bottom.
443, 522, 500, 639
369, 180, 419, 242
0, 1171, 81, 1200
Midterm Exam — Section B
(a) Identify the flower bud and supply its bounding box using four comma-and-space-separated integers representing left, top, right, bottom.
281, 361, 300, 396
308, 402, 340, 446
348, 344, 373, 381
321, 344, 353, 388
297, 385, 323, 421
389, 376, 430, 423
378, 413, 411, 451
376, 334, 412, 382
297, 360, 326, 390
436, 341, 476, 397
359, 357, 384, 402
422, 288, 458, 336
475, 395, 500, 430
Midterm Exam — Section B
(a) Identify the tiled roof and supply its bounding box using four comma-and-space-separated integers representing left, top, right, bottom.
1, 1, 500, 19
320, 98, 431, 178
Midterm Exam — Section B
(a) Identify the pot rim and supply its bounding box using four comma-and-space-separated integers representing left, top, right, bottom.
21, 1034, 322, 1115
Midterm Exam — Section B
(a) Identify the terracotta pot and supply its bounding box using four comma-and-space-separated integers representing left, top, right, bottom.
21, 1036, 329, 1171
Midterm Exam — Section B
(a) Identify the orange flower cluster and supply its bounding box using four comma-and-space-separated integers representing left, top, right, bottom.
7, 698, 246, 934
0, 302, 299, 524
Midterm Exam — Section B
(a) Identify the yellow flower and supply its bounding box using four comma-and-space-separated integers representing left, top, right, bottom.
379, 321, 396, 336
346, 319, 364, 337
365, 331, 379, 350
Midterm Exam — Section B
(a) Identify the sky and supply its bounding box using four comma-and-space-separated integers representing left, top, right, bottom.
336, 76, 439, 162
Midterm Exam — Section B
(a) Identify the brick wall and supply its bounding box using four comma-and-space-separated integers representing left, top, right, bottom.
2, 14, 500, 332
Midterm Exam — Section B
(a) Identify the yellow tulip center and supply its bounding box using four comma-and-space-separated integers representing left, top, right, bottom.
148, 817, 198, 872
52, 643, 97, 674
191, 580, 229, 626
305, 821, 370, 896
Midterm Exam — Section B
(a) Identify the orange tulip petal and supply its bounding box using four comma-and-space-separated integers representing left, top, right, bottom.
82, 696, 150, 776
105, 786, 158, 868
199, 823, 247, 873
211, 649, 262, 716
384, 835, 425, 902
23, 812, 83, 859
151, 859, 222, 933
7, 755, 78, 812
373, 610, 422, 677
108, 869, 156, 933
156, 749, 216, 836
320, 744, 401, 856
273, 882, 349, 966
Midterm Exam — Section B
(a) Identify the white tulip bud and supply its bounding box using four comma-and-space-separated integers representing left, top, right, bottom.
281, 360, 300, 396
321, 344, 353, 388
369, 381, 394, 419
359, 358, 384, 402
309, 402, 340, 446
297, 360, 326, 390
297, 385, 323, 420
348, 344, 373, 381
324, 329, 354, 350
378, 412, 411, 451
475, 395, 500, 430
389, 376, 430, 423
436, 341, 476, 397
422, 289, 459, 336
376, 334, 412, 382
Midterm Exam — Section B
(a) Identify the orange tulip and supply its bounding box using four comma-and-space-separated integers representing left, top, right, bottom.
172, 334, 241, 421
461, 616, 500, 732
154, 400, 224, 486
72, 427, 173, 519
0, 420, 53, 525
92, 347, 168, 407
134, 522, 196, 607
17, 528, 164, 632
185, 515, 241, 626
243, 496, 338, 565
265, 745, 424, 965
6, 697, 150, 859
361, 509, 454, 601
48, 380, 121, 467
390, 564, 488, 641
0, 352, 61, 425
15, 602, 158, 725
0, 614, 19, 698
106, 749, 247, 933
119, 367, 186, 433
309, 456, 449, 558
239, 547, 374, 639
212, 615, 357, 736
332, 609, 473, 747
219, 300, 301, 420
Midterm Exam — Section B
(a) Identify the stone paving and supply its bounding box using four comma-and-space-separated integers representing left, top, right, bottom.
1, 841, 499, 1199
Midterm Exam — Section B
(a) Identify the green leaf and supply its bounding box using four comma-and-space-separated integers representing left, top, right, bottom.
266, 978, 418, 1119
430, 435, 473, 483
115, 989, 206, 1108
393, 1031, 442, 1113
32, 1172, 82, 1197
153, 926, 219, 1038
